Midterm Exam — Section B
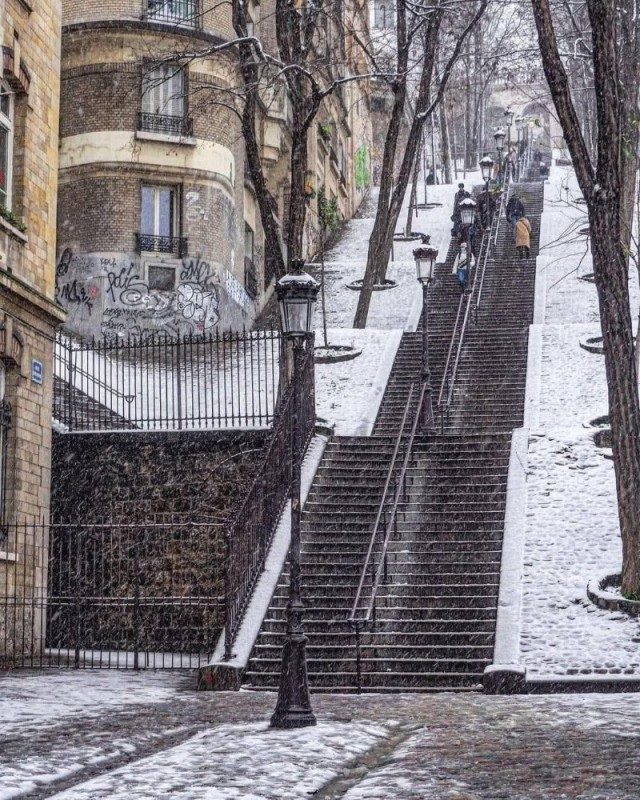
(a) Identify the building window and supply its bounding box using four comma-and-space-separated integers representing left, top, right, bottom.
244, 224, 257, 299
148, 264, 177, 291
374, 0, 393, 28
147, 0, 200, 27
136, 185, 188, 256
139, 65, 192, 137
0, 82, 13, 210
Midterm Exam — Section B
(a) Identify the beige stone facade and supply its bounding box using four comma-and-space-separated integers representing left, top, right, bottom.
0, 0, 65, 657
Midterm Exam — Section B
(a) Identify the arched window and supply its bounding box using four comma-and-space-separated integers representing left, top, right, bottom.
0, 81, 14, 210
374, 0, 393, 28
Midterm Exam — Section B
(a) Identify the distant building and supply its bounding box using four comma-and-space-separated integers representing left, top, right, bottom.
56, 1, 258, 340
0, 0, 65, 648
56, 0, 373, 340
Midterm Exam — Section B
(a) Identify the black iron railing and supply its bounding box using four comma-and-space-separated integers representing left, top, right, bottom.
146, 0, 200, 27
135, 233, 189, 257
0, 520, 223, 669
138, 112, 193, 137
244, 256, 258, 299
53, 329, 283, 431
224, 337, 315, 660
0, 399, 10, 538
348, 381, 424, 692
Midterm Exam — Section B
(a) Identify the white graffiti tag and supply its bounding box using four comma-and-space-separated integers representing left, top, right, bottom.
176, 283, 220, 330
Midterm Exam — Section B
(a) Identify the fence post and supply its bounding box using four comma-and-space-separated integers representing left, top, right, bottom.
355, 622, 361, 694
133, 535, 140, 671
224, 528, 232, 661
74, 527, 81, 669
176, 337, 183, 430
67, 340, 75, 431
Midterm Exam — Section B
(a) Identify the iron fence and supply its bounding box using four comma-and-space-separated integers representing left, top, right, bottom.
138, 112, 193, 137
146, 0, 200, 27
53, 329, 283, 432
0, 520, 224, 669
224, 337, 315, 659
135, 233, 189, 256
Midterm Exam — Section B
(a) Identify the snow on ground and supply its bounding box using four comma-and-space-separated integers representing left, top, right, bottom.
46, 721, 389, 800
307, 180, 463, 434
311, 182, 457, 332
520, 164, 640, 676
0, 670, 184, 737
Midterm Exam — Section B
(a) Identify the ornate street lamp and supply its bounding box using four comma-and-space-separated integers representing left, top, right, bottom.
479, 156, 494, 229
413, 245, 438, 432
271, 258, 319, 730
480, 155, 493, 188
504, 107, 514, 149
459, 196, 477, 228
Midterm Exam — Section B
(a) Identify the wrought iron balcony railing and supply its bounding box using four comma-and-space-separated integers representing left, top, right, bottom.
244, 256, 258, 299
138, 112, 193, 138
135, 233, 188, 257
146, 0, 200, 27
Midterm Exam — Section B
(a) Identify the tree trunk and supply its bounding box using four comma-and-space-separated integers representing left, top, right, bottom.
320, 224, 328, 348
405, 137, 422, 235
532, 0, 640, 595
440, 98, 452, 184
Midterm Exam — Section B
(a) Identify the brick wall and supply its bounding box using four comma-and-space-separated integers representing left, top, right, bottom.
52, 429, 267, 524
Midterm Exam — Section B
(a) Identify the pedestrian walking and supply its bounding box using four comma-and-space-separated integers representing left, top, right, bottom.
452, 240, 474, 292
515, 215, 532, 260
506, 195, 525, 240
477, 190, 496, 231
451, 183, 469, 237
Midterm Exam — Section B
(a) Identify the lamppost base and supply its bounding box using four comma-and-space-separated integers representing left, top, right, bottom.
270, 635, 317, 729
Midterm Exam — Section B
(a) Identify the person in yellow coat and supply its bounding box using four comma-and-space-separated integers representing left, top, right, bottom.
515, 215, 532, 260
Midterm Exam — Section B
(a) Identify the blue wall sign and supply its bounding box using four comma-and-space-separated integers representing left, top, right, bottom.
32, 359, 43, 385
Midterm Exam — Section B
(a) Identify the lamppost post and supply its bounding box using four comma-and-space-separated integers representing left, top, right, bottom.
479, 156, 494, 229
271, 258, 318, 730
504, 107, 514, 178
515, 116, 524, 177
494, 128, 505, 184
413, 245, 438, 433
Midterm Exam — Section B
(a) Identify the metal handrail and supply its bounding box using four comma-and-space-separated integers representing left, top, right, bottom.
349, 382, 419, 626
56, 336, 134, 403
444, 231, 492, 414
437, 290, 466, 410
349, 380, 426, 692
436, 228, 491, 431
475, 195, 503, 321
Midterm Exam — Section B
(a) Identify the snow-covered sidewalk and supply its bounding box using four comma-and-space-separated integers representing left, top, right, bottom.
516, 164, 640, 678
308, 181, 461, 434
3, 673, 640, 799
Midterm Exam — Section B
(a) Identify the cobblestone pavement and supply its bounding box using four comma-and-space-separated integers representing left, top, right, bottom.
3, 671, 640, 799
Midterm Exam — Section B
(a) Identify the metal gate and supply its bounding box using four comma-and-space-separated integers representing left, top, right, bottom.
0, 521, 223, 669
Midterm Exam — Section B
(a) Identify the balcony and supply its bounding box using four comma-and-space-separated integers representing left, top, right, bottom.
138, 112, 193, 138
135, 233, 188, 258
244, 257, 258, 299
145, 0, 200, 28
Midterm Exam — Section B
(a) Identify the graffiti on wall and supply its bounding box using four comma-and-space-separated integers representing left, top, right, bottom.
55, 249, 253, 340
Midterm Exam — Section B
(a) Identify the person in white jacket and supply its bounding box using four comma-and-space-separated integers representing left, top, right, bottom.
452, 241, 475, 292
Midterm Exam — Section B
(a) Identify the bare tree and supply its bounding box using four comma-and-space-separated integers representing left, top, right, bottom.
353, 0, 487, 328
532, 0, 640, 594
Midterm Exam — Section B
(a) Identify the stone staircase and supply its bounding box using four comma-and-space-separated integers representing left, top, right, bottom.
244, 179, 543, 693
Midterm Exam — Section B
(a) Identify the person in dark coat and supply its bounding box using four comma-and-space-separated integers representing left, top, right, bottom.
451, 184, 469, 236
477, 190, 496, 231
506, 195, 525, 240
